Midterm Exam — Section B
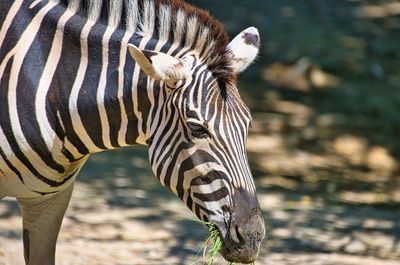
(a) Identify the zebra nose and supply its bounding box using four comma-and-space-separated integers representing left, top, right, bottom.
226, 210, 265, 263
231, 211, 265, 245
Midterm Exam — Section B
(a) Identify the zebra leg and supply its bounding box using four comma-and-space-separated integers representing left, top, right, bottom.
17, 183, 74, 265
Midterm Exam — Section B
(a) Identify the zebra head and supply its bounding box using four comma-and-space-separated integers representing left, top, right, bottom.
128, 27, 265, 263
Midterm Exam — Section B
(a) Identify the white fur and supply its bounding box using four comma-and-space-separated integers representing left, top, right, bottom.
109, 0, 123, 28
174, 9, 186, 46
140, 0, 155, 36
227, 27, 260, 73
158, 5, 171, 42
125, 0, 139, 32
185, 16, 198, 48
67, 0, 80, 12
87, 0, 102, 21
195, 26, 210, 52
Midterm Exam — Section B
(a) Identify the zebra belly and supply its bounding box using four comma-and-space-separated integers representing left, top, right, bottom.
0, 154, 87, 198
0, 172, 39, 198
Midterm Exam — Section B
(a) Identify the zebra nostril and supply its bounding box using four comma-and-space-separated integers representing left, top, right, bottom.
229, 225, 239, 243
236, 226, 245, 243
230, 225, 245, 244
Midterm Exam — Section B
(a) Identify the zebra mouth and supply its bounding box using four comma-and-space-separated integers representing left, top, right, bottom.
219, 234, 261, 264
214, 225, 260, 264
212, 209, 265, 263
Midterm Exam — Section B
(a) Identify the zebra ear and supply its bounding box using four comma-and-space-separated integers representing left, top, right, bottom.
128, 44, 190, 84
227, 27, 260, 74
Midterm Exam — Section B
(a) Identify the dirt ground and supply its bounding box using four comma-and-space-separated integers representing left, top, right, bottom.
1, 183, 399, 265
1, 185, 400, 265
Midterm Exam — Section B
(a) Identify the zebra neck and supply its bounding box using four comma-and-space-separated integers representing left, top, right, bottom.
57, 12, 200, 154
62, 32, 161, 154
44, 4, 161, 155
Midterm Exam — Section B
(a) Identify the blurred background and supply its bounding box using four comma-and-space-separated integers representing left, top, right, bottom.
1, 0, 400, 264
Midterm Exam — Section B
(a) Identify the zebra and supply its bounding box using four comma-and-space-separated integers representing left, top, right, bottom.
0, 0, 265, 264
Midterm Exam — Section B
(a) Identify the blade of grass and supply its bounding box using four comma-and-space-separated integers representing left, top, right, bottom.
195, 220, 224, 265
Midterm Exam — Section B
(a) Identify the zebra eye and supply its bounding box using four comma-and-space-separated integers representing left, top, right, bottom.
187, 122, 210, 138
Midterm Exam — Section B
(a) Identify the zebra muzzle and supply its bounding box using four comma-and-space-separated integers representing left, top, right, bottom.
218, 189, 266, 263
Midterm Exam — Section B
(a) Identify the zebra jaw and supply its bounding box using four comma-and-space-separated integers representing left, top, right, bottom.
127, 44, 190, 86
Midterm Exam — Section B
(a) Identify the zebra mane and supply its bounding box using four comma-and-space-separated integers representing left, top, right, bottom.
66, 0, 234, 89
